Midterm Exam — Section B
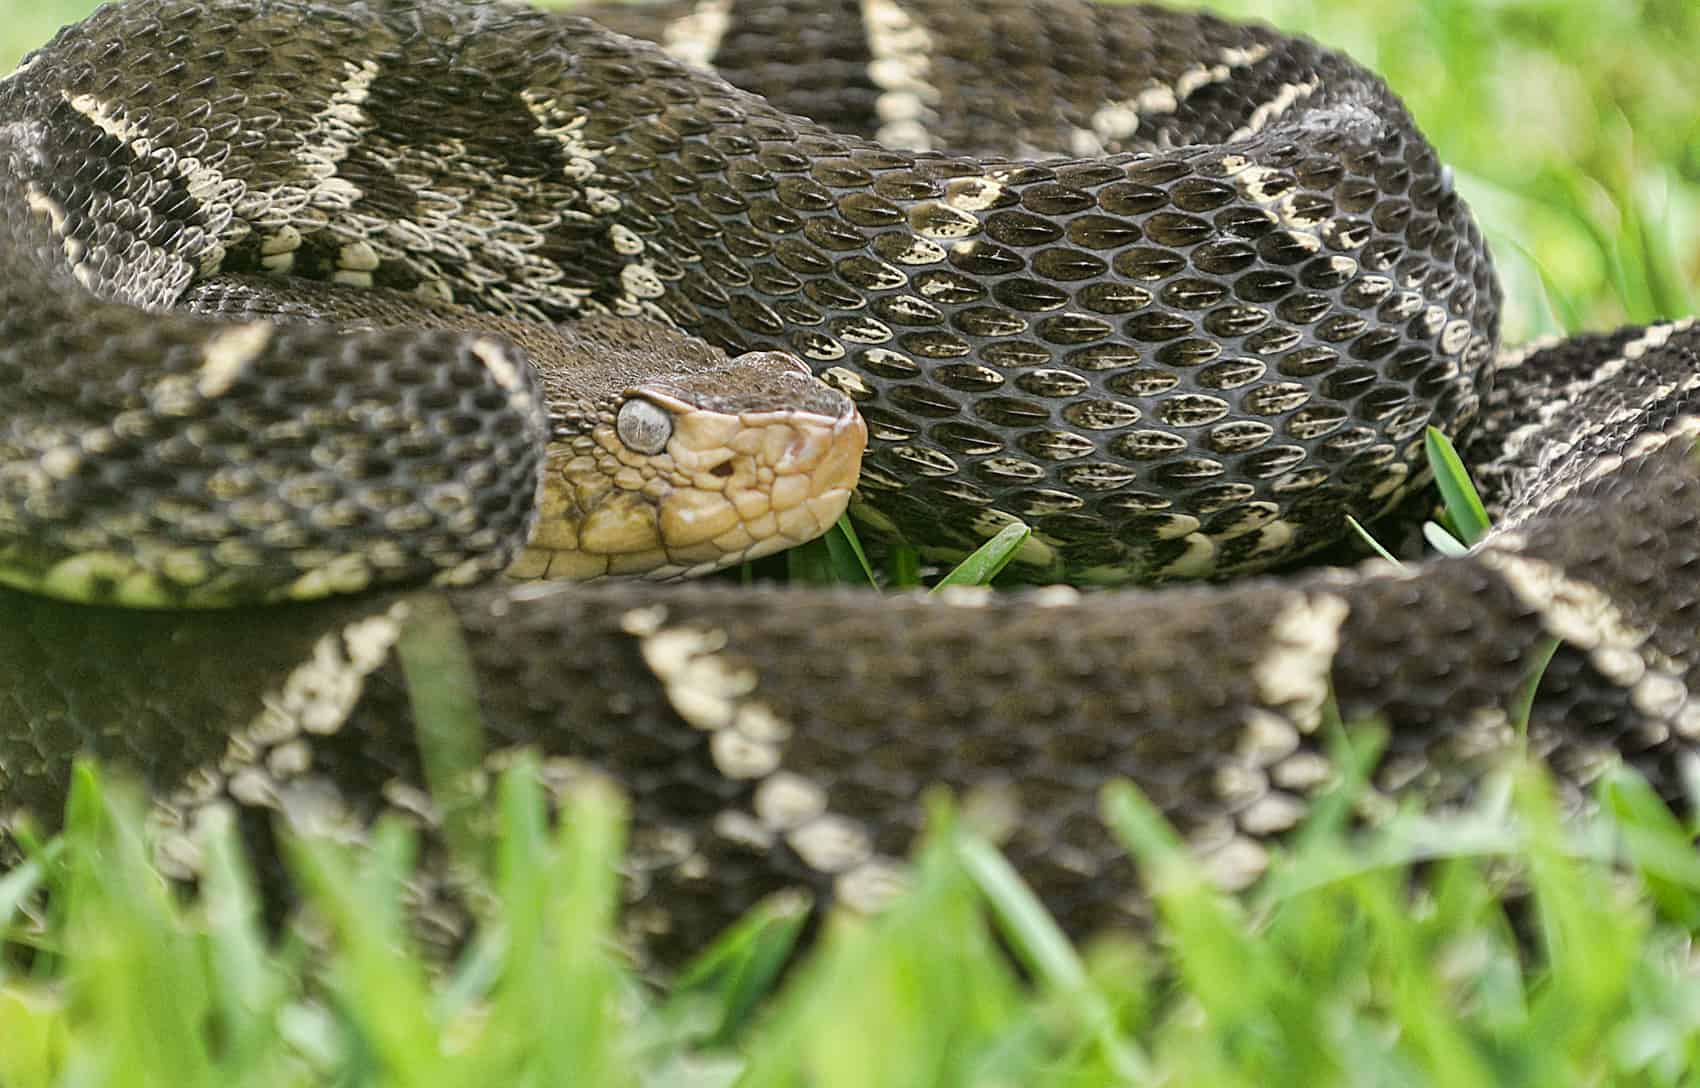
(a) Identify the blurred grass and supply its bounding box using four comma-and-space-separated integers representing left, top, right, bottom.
5, 0, 1697, 340
1141, 0, 1700, 339
9, 753, 1700, 1087
0, 0, 93, 78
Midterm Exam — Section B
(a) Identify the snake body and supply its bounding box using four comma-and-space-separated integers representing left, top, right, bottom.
2, 0, 1699, 966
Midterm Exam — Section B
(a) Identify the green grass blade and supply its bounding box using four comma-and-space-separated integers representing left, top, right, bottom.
1599, 766, 1700, 929
784, 536, 843, 584
284, 822, 446, 1085
931, 521, 1030, 591
887, 544, 922, 588
785, 514, 879, 586
536, 775, 632, 1088
955, 834, 1152, 1082
1346, 514, 1404, 566
58, 768, 219, 1088
0, 856, 46, 951
396, 593, 490, 870
0, 988, 64, 1087
1516, 765, 1646, 1074
735, 798, 1025, 1088
662, 891, 810, 1047
1422, 520, 1471, 557
1508, 635, 1562, 734
196, 805, 293, 1073
822, 515, 878, 587
1425, 426, 1491, 546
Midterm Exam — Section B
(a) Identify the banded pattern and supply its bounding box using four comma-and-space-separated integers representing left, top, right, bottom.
0, 0, 1697, 970
3, 0, 1496, 584
5, 334, 1700, 964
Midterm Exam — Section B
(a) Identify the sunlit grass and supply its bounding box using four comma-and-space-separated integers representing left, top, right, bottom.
7, 752, 1700, 1086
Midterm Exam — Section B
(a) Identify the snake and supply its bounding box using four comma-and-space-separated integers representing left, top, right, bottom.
3, 0, 1700, 968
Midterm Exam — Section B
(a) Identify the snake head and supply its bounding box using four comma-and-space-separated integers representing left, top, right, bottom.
513, 324, 865, 581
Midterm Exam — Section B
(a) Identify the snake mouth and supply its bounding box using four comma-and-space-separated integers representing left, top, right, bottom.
507, 373, 866, 582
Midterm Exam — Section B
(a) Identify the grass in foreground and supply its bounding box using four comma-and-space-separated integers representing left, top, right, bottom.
5, 432, 1625, 1088
5, 744, 1700, 1086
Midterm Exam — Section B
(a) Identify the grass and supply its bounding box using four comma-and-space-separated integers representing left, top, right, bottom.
5, 1, 1700, 1085
8, 751, 1700, 1086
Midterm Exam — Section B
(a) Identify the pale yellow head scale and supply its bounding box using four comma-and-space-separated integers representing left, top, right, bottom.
507, 326, 866, 581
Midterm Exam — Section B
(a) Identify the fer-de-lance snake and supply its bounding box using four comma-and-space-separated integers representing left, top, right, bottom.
2, 0, 1698, 967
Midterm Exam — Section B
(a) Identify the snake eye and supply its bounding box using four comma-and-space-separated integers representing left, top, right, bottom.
615, 397, 674, 454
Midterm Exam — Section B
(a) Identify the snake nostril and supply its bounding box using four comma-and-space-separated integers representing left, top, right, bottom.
710, 461, 734, 478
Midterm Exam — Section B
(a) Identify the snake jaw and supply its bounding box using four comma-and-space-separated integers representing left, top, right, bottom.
662, 400, 866, 571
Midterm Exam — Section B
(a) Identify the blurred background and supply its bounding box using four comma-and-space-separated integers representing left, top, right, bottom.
4, 0, 1696, 343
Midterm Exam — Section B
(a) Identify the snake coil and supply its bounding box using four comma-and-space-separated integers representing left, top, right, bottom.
1, 0, 1698, 966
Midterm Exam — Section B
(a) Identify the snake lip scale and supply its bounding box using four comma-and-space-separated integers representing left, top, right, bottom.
1, 0, 1699, 967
